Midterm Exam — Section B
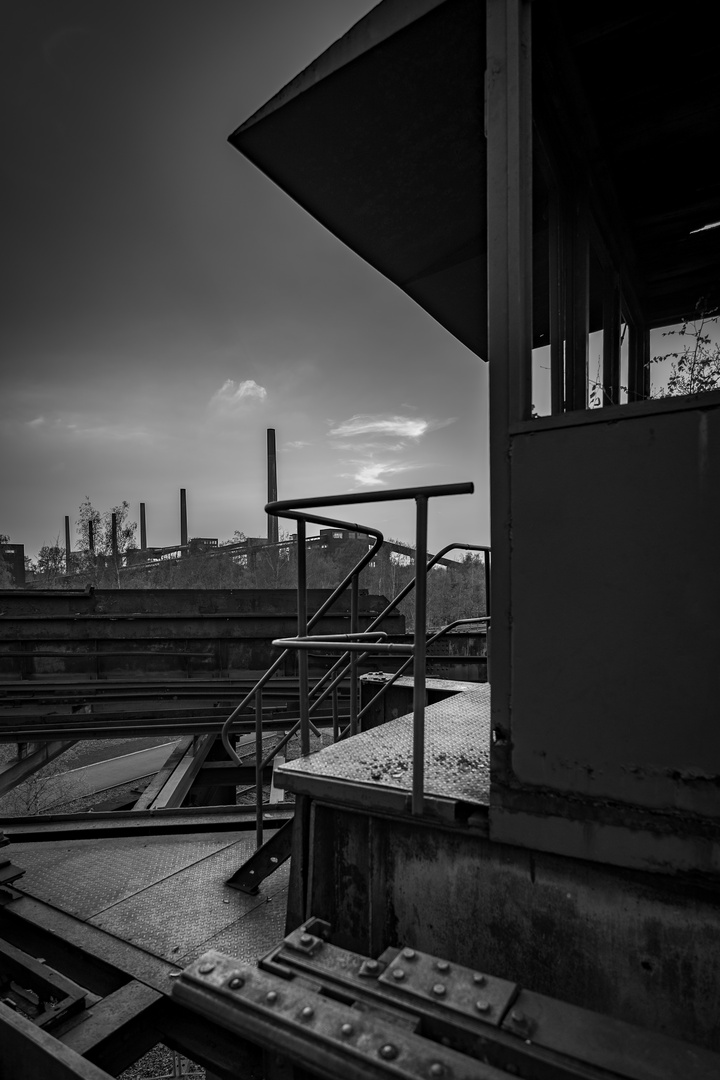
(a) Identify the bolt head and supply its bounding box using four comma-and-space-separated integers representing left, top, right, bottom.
392, 967, 406, 981
402, 947, 416, 960
510, 1009, 525, 1025
436, 960, 450, 972
432, 982, 446, 996
340, 1023, 354, 1037
198, 962, 215, 975
379, 1044, 398, 1061
475, 999, 490, 1013
430, 1065, 445, 1078
301, 1006, 314, 1019
473, 973, 486, 985
228, 976, 244, 990
266, 991, 278, 1004
300, 933, 313, 946
365, 959, 379, 972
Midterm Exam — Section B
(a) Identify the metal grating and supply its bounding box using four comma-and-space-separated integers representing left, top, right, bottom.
281, 684, 490, 804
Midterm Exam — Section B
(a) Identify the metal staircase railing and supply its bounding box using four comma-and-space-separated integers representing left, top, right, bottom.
220, 483, 476, 846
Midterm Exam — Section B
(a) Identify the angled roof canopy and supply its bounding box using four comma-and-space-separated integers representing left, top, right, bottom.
229, 0, 720, 357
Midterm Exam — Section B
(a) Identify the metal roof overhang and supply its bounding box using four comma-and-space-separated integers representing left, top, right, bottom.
229, 0, 720, 353
229, 0, 488, 358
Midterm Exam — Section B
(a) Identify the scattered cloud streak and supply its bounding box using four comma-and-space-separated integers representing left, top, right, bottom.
345, 461, 419, 486
329, 411, 454, 488
210, 379, 267, 412
329, 414, 429, 439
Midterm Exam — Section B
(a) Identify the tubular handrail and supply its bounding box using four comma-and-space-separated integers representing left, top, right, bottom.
219, 510, 384, 763
220, 508, 385, 847
267, 482, 474, 816
275, 616, 490, 738
220, 481, 477, 848
290, 543, 491, 727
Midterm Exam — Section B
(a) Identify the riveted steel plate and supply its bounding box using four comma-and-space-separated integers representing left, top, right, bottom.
280, 684, 490, 804
9, 833, 240, 919
89, 839, 290, 962
174, 950, 506, 1079
378, 948, 517, 1027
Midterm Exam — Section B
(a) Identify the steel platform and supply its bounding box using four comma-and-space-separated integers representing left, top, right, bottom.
278, 683, 491, 812
7, 829, 290, 969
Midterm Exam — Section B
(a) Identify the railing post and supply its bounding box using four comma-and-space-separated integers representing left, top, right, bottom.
350, 573, 359, 735
412, 496, 428, 815
332, 685, 340, 742
297, 519, 310, 756
255, 688, 264, 849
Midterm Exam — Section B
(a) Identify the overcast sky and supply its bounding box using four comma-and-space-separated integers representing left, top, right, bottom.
1, 0, 489, 560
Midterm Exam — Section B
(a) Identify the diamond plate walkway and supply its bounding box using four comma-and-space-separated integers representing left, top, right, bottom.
278, 682, 491, 811
7, 829, 290, 968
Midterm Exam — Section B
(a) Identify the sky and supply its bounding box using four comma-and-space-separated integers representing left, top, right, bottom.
0, 0, 490, 562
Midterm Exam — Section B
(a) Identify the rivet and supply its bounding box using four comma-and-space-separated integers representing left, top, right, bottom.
392, 967, 406, 981
473, 973, 486, 985
198, 962, 215, 975
379, 1044, 398, 1060
340, 1023, 354, 1037
228, 976, 244, 990
475, 1000, 491, 1013
266, 991, 278, 1004
365, 959, 379, 972
430, 1065, 445, 1078
436, 960, 450, 972
300, 933, 313, 946
432, 982, 446, 996
402, 947, 416, 960
511, 1009, 525, 1024
301, 1006, 314, 1019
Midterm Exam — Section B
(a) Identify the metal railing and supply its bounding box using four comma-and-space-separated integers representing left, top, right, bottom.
220, 482, 476, 836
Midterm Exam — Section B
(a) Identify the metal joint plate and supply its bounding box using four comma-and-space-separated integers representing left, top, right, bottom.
174, 950, 507, 1080
378, 949, 517, 1027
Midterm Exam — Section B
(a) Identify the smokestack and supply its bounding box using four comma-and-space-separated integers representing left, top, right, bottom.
267, 429, 278, 544
180, 489, 188, 552
64, 516, 71, 574
140, 503, 147, 550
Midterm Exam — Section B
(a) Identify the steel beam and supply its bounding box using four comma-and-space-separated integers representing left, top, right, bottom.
0, 740, 78, 798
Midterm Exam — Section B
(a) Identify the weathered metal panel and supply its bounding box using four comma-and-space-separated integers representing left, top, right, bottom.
305, 807, 720, 1052
508, 403, 720, 818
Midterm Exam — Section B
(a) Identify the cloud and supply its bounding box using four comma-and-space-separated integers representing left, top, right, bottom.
210, 379, 267, 411
284, 440, 311, 450
329, 414, 429, 439
26, 416, 45, 427
341, 460, 419, 487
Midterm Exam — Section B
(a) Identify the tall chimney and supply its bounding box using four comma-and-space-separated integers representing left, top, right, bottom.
180, 489, 188, 551
267, 429, 278, 544
140, 503, 147, 550
64, 516, 71, 574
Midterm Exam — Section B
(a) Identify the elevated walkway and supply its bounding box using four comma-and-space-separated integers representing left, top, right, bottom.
278, 680, 490, 820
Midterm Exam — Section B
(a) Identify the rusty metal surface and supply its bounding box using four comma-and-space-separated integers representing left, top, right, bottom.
280, 684, 490, 804
8, 831, 291, 968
